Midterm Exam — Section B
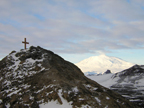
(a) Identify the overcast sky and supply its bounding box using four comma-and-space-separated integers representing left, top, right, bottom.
0, 0, 144, 64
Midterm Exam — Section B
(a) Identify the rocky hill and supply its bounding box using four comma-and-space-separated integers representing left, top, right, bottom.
111, 65, 144, 107
88, 65, 144, 107
0, 46, 139, 108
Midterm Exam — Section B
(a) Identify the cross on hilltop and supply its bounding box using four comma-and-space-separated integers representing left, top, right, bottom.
22, 38, 29, 49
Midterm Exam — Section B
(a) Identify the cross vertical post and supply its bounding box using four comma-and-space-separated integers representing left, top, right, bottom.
22, 38, 29, 49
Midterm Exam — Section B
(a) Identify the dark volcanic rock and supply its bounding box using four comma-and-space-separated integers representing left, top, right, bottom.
111, 65, 144, 107
104, 70, 112, 74
0, 46, 139, 108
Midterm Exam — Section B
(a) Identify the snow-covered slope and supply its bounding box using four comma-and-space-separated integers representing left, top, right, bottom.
75, 54, 134, 74
88, 65, 144, 107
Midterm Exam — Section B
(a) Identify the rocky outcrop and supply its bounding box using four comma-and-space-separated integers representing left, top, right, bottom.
111, 65, 144, 107
103, 70, 112, 74
0, 46, 139, 108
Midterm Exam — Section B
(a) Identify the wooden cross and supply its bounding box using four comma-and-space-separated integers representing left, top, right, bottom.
22, 38, 29, 49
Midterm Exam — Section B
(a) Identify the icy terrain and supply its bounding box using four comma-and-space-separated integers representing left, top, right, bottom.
88, 73, 116, 88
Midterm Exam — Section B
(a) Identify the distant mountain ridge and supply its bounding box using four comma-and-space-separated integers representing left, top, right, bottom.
75, 54, 134, 74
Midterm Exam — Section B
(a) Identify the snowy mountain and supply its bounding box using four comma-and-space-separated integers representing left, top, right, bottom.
88, 65, 144, 107
75, 54, 134, 75
0, 46, 138, 108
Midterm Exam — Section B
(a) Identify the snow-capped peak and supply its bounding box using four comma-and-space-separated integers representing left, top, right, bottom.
75, 55, 134, 74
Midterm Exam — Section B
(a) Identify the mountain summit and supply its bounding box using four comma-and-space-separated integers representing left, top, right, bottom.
0, 46, 138, 108
75, 55, 134, 74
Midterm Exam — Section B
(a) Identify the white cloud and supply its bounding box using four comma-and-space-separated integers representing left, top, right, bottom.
89, 0, 144, 21
0, 0, 144, 62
